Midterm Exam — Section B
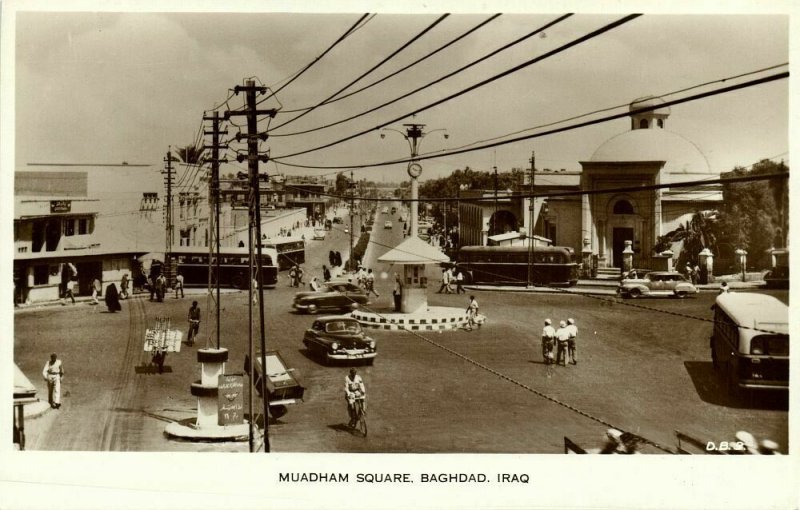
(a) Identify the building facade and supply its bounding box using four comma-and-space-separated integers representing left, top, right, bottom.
458, 96, 722, 269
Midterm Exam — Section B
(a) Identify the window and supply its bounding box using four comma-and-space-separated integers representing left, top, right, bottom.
639, 119, 649, 129
78, 218, 89, 235
657, 119, 664, 128
33, 265, 49, 285
64, 219, 75, 237
613, 200, 634, 215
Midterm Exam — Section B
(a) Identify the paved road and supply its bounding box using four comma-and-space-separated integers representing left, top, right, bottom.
15, 212, 788, 453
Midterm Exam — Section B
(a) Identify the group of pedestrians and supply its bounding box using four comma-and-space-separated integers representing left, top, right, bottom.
437, 266, 465, 294
541, 318, 578, 366
355, 266, 380, 298
288, 265, 305, 287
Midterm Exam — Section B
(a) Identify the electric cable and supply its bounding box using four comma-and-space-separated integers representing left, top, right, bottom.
278, 14, 502, 115
269, 14, 451, 132
274, 69, 788, 169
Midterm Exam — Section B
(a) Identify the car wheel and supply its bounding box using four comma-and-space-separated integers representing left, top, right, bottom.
628, 288, 641, 299
675, 291, 688, 299
307, 304, 317, 314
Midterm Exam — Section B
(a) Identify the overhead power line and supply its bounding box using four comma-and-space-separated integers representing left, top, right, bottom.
271, 12, 562, 138
269, 14, 451, 132
273, 70, 788, 170
272, 14, 640, 160
258, 13, 372, 105
277, 13, 502, 116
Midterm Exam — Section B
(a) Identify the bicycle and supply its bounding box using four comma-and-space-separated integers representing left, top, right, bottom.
187, 319, 200, 346
349, 397, 367, 437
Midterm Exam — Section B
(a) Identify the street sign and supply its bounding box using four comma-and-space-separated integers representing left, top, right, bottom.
218, 374, 244, 426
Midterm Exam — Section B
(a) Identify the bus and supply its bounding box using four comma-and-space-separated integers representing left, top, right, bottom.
172, 247, 278, 289
710, 292, 789, 396
263, 237, 305, 270
456, 245, 579, 286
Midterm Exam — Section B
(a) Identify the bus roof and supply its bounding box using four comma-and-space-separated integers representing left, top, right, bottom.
715, 293, 789, 334
171, 246, 278, 257
460, 245, 572, 253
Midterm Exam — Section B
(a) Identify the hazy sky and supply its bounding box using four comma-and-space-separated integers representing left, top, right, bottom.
10, 7, 791, 193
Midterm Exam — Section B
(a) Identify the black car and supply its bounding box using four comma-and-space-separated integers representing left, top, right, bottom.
293, 281, 370, 314
302, 316, 377, 365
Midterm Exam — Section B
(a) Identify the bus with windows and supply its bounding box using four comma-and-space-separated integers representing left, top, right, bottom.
710, 292, 789, 396
456, 245, 579, 286
172, 246, 278, 289
262, 237, 305, 270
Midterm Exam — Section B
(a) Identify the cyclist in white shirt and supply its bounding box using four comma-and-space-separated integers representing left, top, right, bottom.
345, 368, 365, 428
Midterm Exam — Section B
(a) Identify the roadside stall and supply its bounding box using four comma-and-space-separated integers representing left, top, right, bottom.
13, 363, 39, 450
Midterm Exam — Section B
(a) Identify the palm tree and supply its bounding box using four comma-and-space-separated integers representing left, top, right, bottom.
654, 210, 719, 266
175, 144, 207, 165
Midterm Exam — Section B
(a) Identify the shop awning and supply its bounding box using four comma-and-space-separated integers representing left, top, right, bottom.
14, 364, 37, 404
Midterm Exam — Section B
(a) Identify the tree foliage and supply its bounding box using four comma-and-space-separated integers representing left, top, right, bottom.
716, 159, 788, 268
176, 144, 207, 165
654, 210, 720, 267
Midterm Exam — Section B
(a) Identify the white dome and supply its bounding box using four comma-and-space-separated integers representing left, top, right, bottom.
589, 129, 713, 182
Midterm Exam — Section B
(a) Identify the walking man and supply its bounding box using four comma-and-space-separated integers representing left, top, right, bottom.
437, 268, 452, 294
365, 269, 380, 298
541, 319, 556, 365
555, 320, 570, 366
91, 277, 101, 304
566, 318, 578, 365
174, 272, 184, 298
455, 269, 466, 294
42, 353, 64, 409
63, 279, 76, 305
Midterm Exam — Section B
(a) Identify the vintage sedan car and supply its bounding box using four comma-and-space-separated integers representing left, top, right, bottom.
302, 316, 377, 365
384, 220, 393, 229
312, 228, 327, 240
764, 265, 789, 289
617, 271, 698, 298
293, 281, 370, 313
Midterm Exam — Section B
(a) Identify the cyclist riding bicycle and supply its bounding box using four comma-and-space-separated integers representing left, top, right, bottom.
345, 368, 365, 428
187, 300, 201, 346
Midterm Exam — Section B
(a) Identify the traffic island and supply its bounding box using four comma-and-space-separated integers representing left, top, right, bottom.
351, 306, 470, 331
164, 347, 249, 442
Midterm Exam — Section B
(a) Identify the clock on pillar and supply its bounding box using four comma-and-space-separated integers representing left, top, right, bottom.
407, 163, 422, 178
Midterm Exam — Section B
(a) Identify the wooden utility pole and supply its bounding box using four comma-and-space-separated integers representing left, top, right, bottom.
162, 149, 175, 281
349, 170, 355, 269
202, 111, 227, 349
227, 79, 276, 453
527, 151, 535, 287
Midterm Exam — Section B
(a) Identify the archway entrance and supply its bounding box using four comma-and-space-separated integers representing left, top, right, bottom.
612, 228, 633, 268
488, 210, 518, 237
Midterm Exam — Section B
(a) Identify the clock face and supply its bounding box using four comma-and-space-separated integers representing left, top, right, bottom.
407, 163, 423, 178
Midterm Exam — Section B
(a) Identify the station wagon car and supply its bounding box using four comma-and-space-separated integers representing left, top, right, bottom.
617, 271, 698, 299
293, 281, 370, 313
302, 316, 377, 365
384, 220, 393, 229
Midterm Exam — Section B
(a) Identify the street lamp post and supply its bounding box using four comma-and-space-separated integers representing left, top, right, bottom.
381, 124, 448, 239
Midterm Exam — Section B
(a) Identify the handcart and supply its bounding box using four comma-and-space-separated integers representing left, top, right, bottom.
144, 316, 182, 373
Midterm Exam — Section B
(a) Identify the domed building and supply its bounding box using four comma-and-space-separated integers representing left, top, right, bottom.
575, 96, 722, 269
456, 95, 722, 274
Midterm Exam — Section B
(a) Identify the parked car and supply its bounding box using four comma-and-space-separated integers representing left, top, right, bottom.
302, 316, 377, 365
293, 281, 370, 313
384, 220, 393, 229
332, 216, 344, 224
617, 271, 698, 298
312, 228, 327, 240
764, 266, 789, 289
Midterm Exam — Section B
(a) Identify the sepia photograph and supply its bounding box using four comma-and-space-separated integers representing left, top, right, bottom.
2, 1, 796, 509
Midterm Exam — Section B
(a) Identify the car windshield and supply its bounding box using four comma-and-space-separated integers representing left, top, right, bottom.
325, 320, 362, 334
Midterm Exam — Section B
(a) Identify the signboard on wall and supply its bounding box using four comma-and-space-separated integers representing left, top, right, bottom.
218, 374, 244, 426
50, 200, 71, 213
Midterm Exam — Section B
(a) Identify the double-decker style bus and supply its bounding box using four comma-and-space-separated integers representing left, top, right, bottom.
172, 246, 278, 289
456, 245, 579, 286
263, 237, 305, 270
710, 292, 789, 396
